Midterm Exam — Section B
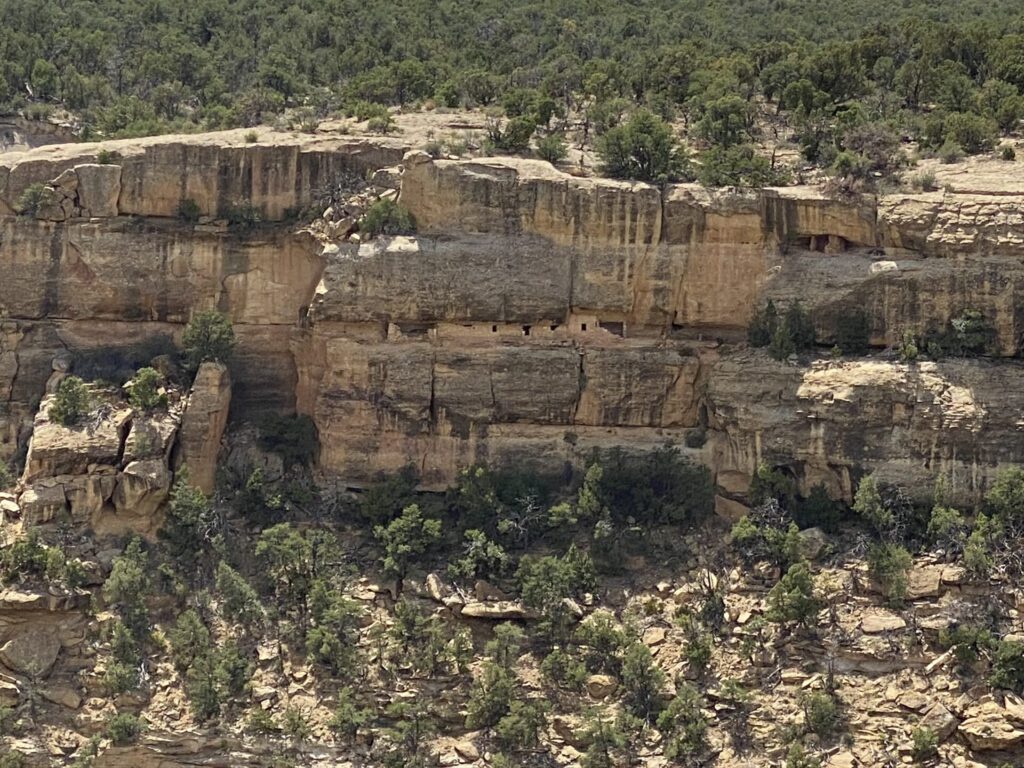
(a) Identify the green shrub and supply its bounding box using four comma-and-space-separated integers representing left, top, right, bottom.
182, 310, 235, 372
127, 367, 167, 410
51, 376, 91, 426
926, 309, 995, 357
488, 116, 536, 153
0, 464, 12, 491
1002, 145, 1017, 161
584, 446, 712, 526
106, 713, 143, 745
516, 546, 596, 640
214, 562, 264, 629
329, 687, 370, 741
620, 642, 665, 722
579, 716, 627, 768
494, 699, 547, 750
373, 503, 442, 580
910, 727, 938, 762
867, 542, 913, 603
177, 198, 201, 223
447, 529, 508, 584
217, 199, 262, 230
597, 109, 684, 182
927, 505, 967, 555
990, 640, 1024, 693
938, 624, 994, 670
699, 144, 787, 187
541, 648, 587, 690
367, 113, 396, 134
103, 538, 151, 639
282, 706, 311, 740
801, 690, 840, 737
833, 309, 870, 354
748, 300, 780, 347
913, 171, 938, 192
306, 580, 362, 675
15, 183, 46, 216
786, 743, 822, 768
730, 503, 803, 569
574, 610, 629, 674
942, 112, 998, 154
168, 609, 211, 673
766, 561, 821, 627
678, 614, 713, 674
465, 660, 514, 728
657, 684, 707, 761
244, 131, 258, 143
103, 620, 142, 694
938, 139, 963, 164
536, 133, 568, 163
246, 708, 277, 734
358, 199, 416, 237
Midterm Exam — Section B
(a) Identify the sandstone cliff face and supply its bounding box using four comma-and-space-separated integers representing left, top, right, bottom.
4, 132, 1024, 504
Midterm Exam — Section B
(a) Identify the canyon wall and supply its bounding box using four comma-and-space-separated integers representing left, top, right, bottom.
3, 132, 1023, 508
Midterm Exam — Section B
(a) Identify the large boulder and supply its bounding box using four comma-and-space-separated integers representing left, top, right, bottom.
0, 629, 61, 677
17, 484, 67, 524
177, 362, 231, 494
112, 459, 172, 518
22, 401, 132, 482
960, 702, 1024, 751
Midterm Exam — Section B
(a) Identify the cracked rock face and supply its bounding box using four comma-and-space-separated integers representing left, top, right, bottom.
4, 133, 1024, 503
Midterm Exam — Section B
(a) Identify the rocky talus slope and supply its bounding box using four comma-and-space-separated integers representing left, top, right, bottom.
1, 129, 1024, 768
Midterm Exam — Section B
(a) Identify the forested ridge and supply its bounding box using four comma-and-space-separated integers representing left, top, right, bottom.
3, 0, 1024, 145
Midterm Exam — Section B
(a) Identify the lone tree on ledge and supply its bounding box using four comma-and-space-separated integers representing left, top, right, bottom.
182, 310, 235, 373
596, 110, 685, 184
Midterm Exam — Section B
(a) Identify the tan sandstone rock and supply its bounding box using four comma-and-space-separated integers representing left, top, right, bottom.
177, 362, 231, 494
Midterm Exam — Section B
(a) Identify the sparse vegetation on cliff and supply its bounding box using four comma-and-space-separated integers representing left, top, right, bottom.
50, 376, 91, 426
357, 199, 416, 238
182, 310, 235, 373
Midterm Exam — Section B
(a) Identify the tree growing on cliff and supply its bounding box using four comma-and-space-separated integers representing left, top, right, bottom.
126, 367, 167, 411
182, 310, 235, 373
358, 199, 416, 238
596, 110, 685, 183
50, 376, 91, 426
374, 503, 442, 581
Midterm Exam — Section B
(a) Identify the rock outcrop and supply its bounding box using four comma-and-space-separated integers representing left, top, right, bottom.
177, 362, 231, 495
4, 131, 1024, 504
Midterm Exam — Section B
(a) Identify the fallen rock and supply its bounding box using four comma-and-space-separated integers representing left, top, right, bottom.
460, 601, 536, 620
906, 566, 943, 599
0, 679, 19, 707
714, 495, 749, 523
17, 484, 68, 524
960, 703, 1024, 750
798, 527, 830, 560
585, 674, 617, 699
861, 610, 907, 634
425, 572, 448, 603
41, 685, 81, 709
0, 629, 61, 676
643, 627, 667, 646
473, 580, 510, 602
112, 459, 172, 519
920, 702, 959, 741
